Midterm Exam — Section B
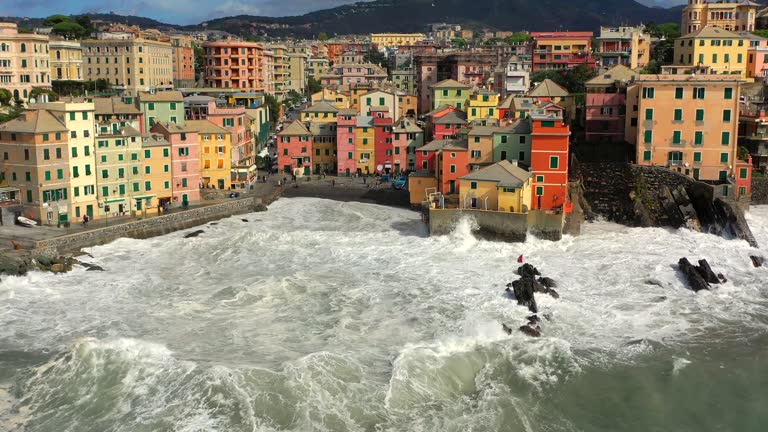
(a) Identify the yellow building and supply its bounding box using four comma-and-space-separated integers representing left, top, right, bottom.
141, 133, 173, 212
301, 101, 339, 123
682, 0, 758, 35
458, 160, 533, 213
311, 88, 350, 109
468, 90, 500, 122
50, 39, 82, 81
310, 122, 337, 174
81, 38, 174, 94
673, 26, 748, 78
360, 89, 398, 119
187, 120, 233, 190
625, 74, 740, 184
432, 79, 471, 111
356, 116, 375, 174
371, 33, 426, 48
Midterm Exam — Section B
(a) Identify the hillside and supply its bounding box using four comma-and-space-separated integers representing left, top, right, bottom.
197, 0, 682, 37
0, 13, 177, 31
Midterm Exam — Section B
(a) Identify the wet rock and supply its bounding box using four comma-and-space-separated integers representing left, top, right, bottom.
0, 252, 29, 276
81, 262, 104, 271
527, 315, 541, 324
696, 259, 720, 284
677, 258, 711, 292
547, 288, 560, 299
184, 230, 205, 238
538, 277, 557, 288
750, 255, 764, 268
210, 223, 219, 226
644, 278, 664, 287
254, 203, 268, 212
502, 323, 514, 335
50, 263, 66, 273
510, 278, 538, 313
241, 219, 249, 222
717, 273, 727, 283
36, 255, 53, 267
516, 264, 540, 278
518, 324, 542, 337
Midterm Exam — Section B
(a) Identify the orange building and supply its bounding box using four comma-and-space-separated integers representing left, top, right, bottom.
530, 113, 570, 211
170, 35, 195, 88
202, 40, 265, 90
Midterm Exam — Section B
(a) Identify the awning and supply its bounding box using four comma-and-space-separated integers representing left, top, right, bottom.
105, 198, 126, 204
132, 195, 156, 200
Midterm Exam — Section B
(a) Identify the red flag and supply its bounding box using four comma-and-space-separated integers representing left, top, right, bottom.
517, 255, 524, 263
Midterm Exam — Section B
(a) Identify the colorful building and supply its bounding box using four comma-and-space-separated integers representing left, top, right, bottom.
0, 22, 51, 103
530, 31, 595, 72
202, 40, 266, 91
373, 111, 394, 174
392, 118, 425, 172
311, 88, 350, 109
585, 65, 639, 143
745, 31, 768, 79
138, 91, 185, 131
431, 110, 467, 140
93, 96, 144, 133
318, 63, 387, 87
626, 75, 740, 186
530, 113, 570, 211
672, 26, 748, 78
187, 120, 232, 190
360, 90, 399, 120
459, 160, 533, 213
493, 120, 532, 165
431, 79, 471, 111
371, 33, 426, 48
468, 125, 498, 169
0, 110, 71, 224
49, 39, 82, 81
301, 102, 339, 123
594, 26, 651, 69
141, 133, 173, 211
184, 95, 252, 171
93, 117, 144, 219
682, 0, 758, 35
355, 116, 376, 174
435, 141, 470, 195
310, 122, 337, 174
277, 121, 313, 177
170, 35, 195, 88
81, 38, 173, 94
468, 90, 500, 122
336, 109, 358, 176
150, 122, 201, 207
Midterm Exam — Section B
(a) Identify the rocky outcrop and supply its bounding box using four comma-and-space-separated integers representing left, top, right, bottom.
751, 255, 764, 268
504, 264, 560, 337
184, 230, 205, 238
677, 258, 724, 292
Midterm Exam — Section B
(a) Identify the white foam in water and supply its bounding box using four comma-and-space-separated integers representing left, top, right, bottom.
1, 199, 767, 431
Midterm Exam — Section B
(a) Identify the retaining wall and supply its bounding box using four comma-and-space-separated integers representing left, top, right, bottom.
429, 209, 563, 242
753, 177, 768, 205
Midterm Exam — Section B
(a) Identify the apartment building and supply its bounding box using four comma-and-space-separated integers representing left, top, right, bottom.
288, 51, 308, 94
170, 35, 195, 88
269, 44, 290, 100
318, 63, 388, 87
594, 26, 651, 70
672, 26, 748, 78
82, 37, 174, 94
202, 40, 265, 91
50, 39, 83, 81
585, 65, 639, 143
626, 75, 740, 184
371, 33, 426, 48
0, 22, 51, 102
682, 0, 758, 35
530, 31, 595, 72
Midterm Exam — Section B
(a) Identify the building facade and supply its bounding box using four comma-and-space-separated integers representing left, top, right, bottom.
530, 113, 570, 211
673, 26, 748, 78
682, 0, 758, 35
530, 31, 595, 72
82, 38, 174, 94
594, 26, 651, 70
50, 39, 83, 81
585, 65, 639, 143
0, 22, 51, 103
202, 40, 265, 91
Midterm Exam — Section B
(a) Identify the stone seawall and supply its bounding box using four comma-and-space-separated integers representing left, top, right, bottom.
429, 209, 564, 242
34, 197, 269, 255
753, 177, 768, 205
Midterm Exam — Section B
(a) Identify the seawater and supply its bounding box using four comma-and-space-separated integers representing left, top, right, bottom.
1, 198, 767, 432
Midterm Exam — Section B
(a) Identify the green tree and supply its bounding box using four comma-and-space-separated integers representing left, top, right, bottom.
44, 15, 70, 27
451, 38, 467, 49
193, 43, 205, 82
563, 64, 597, 94
52, 21, 87, 39
264, 94, 281, 126
738, 146, 751, 162
640, 60, 662, 75
318, 32, 329, 41
0, 106, 23, 123
363, 47, 386, 66
307, 76, 322, 94
29, 87, 59, 102
504, 33, 532, 44
0, 89, 11, 106
753, 29, 768, 38
74, 15, 95, 37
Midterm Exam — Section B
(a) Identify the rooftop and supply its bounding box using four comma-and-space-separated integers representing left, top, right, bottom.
528, 79, 569, 98
278, 120, 311, 136
186, 120, 230, 135
431, 79, 472, 90
138, 91, 184, 103
0, 110, 68, 134
460, 160, 531, 188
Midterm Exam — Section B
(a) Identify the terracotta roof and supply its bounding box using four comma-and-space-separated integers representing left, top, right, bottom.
460, 160, 531, 188
424, 104, 455, 117
138, 91, 184, 102
0, 110, 68, 134
278, 120, 311, 136
93, 97, 142, 115
338, 108, 358, 115
528, 79, 569, 97
302, 101, 339, 113
586, 64, 639, 86
186, 120, 231, 135
431, 79, 471, 89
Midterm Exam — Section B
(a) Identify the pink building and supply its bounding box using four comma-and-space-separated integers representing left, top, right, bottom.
336, 109, 358, 176
150, 123, 201, 207
584, 65, 638, 143
392, 118, 424, 172
746, 33, 768, 80
184, 95, 253, 171
277, 121, 312, 177
318, 63, 388, 86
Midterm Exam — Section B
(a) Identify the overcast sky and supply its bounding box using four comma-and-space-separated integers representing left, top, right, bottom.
1, 0, 688, 25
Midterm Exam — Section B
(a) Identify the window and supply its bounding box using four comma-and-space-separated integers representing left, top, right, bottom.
644, 130, 652, 144
470, 181, 477, 190
102, 186, 109, 197
44, 171, 51, 181
642, 87, 655, 99
675, 87, 683, 99
170, 102, 177, 110
720, 153, 729, 163
643, 150, 651, 161
118, 168, 125, 178
84, 146, 90, 156
696, 109, 704, 122
740, 167, 749, 179
536, 175, 544, 182
536, 186, 544, 196
549, 156, 559, 169
164, 164, 169, 173
181, 178, 187, 187
722, 131, 730, 145
82, 112, 88, 120
471, 150, 481, 158
73, 166, 79, 178
24, 172, 30, 181
693, 87, 705, 99
164, 181, 170, 189
69, 112, 75, 121
145, 181, 152, 191
723, 110, 731, 122
724, 88, 733, 99
450, 165, 456, 173
712, 54, 718, 63
148, 102, 155, 110
695, 131, 703, 145
645, 109, 653, 121
43, 149, 50, 160
673, 131, 682, 144
631, 118, 638, 127
144, 166, 151, 174
178, 147, 189, 156
501, 135, 508, 144
674, 109, 683, 121
133, 183, 140, 192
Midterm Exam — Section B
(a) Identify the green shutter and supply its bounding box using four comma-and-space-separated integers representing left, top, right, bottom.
695, 131, 703, 145
549, 156, 559, 169
645, 109, 653, 121
693, 152, 702, 162
724, 88, 733, 99
643, 150, 651, 161
675, 88, 683, 99
674, 109, 683, 121
673, 131, 681, 144
644, 130, 652, 144
721, 131, 730, 145
720, 153, 729, 163
696, 109, 704, 121
723, 110, 731, 122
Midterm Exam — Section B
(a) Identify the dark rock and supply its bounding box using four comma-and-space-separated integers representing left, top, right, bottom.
50, 263, 66, 273
511, 278, 538, 313
502, 323, 514, 335
678, 258, 710, 292
254, 203, 268, 212
696, 259, 720, 284
717, 273, 727, 283
542, 313, 553, 321
241, 219, 249, 222
538, 277, 557, 288
209, 223, 219, 226
527, 315, 540, 324
651, 296, 668, 303
82, 263, 105, 271
547, 288, 560, 299
0, 253, 29, 276
36, 255, 53, 267
644, 278, 664, 287
516, 264, 540, 278
518, 325, 542, 337
184, 230, 205, 238
750, 255, 764, 268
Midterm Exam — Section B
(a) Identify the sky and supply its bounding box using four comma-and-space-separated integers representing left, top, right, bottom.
1, 0, 689, 26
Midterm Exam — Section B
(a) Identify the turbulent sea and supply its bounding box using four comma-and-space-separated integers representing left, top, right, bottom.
1, 198, 767, 432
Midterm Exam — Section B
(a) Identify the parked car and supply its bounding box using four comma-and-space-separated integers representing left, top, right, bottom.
393, 176, 408, 190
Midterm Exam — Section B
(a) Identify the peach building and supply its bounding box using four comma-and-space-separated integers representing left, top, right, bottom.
0, 22, 51, 102
202, 40, 265, 91
626, 75, 740, 183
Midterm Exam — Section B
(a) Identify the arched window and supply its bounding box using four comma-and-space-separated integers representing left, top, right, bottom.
0, 43, 7, 52
56, 50, 61, 60
13, 90, 19, 100
20, 43, 26, 53
23, 89, 28, 98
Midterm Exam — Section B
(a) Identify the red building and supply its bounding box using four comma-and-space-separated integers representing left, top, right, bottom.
277, 121, 312, 177
735, 156, 753, 198
436, 142, 470, 195
336, 109, 358, 176
530, 113, 570, 211
372, 108, 394, 174
530, 31, 595, 72
584, 65, 638, 143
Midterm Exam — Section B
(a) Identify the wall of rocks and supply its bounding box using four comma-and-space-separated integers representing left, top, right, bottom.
752, 177, 768, 205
